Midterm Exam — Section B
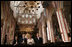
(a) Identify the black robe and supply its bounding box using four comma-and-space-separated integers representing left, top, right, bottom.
13, 39, 19, 45
34, 37, 43, 45
20, 38, 27, 45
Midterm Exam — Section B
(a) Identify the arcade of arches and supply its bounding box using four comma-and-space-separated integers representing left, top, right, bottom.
1, 1, 71, 45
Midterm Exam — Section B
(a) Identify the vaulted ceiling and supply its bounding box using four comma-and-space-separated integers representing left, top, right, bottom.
1, 1, 71, 32
10, 1, 44, 25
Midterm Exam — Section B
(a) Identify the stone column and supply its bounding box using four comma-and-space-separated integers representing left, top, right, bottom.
1, 1, 7, 44
1, 19, 7, 44
52, 1, 70, 42
46, 8, 55, 42
42, 21, 47, 44
38, 20, 42, 38
7, 18, 15, 45
56, 9, 69, 42
64, 18, 70, 34
39, 27, 42, 37
1, 24, 5, 44
46, 17, 55, 42
10, 20, 15, 45
1, 13, 8, 44
41, 15, 47, 44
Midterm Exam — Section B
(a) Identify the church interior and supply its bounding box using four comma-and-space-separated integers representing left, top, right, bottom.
1, 1, 71, 46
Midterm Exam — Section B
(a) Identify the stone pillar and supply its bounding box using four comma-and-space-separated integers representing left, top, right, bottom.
38, 20, 42, 38
41, 14, 47, 44
1, 1, 7, 44
52, 1, 70, 42
7, 22, 11, 44
46, 18, 55, 42
1, 24, 5, 44
42, 21, 47, 44
56, 9, 69, 42
9, 26, 15, 44
10, 21, 15, 45
64, 18, 70, 34
7, 18, 15, 45
39, 27, 42, 37
45, 8, 55, 42
1, 20, 7, 44
1, 16, 7, 44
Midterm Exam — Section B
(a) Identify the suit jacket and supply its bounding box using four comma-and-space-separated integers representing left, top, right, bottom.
13, 39, 19, 45
35, 37, 43, 44
20, 38, 27, 44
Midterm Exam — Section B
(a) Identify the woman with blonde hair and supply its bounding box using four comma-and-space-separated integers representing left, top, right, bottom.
26, 33, 35, 45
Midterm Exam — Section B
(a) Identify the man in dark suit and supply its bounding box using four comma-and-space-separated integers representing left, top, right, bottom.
35, 33, 43, 45
20, 34, 27, 45
13, 36, 19, 45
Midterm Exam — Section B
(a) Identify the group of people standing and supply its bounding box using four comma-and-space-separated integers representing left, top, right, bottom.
13, 33, 43, 45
